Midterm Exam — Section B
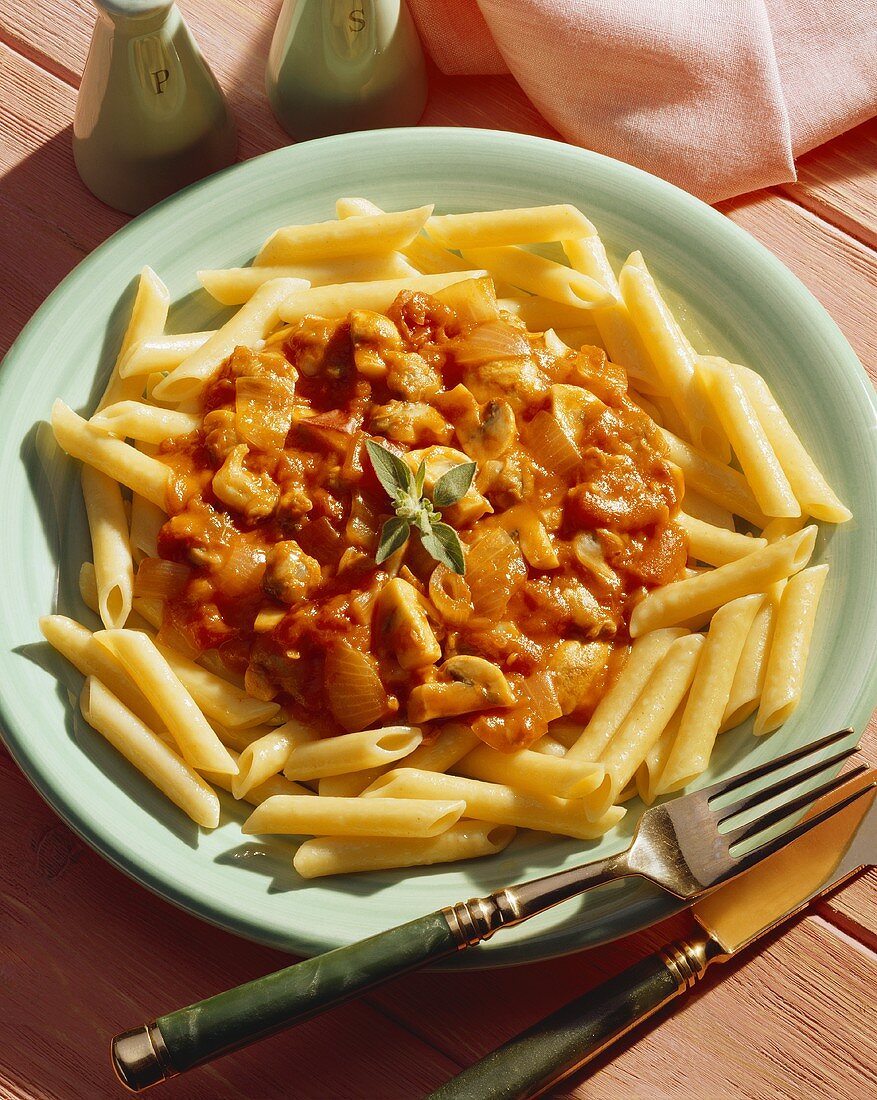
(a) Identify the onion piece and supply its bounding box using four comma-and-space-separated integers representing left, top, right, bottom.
465, 528, 527, 622
524, 409, 581, 475
323, 641, 390, 732
213, 538, 267, 599
235, 374, 295, 451
519, 669, 564, 724
451, 320, 530, 366
429, 563, 473, 626
433, 277, 500, 326
134, 558, 190, 600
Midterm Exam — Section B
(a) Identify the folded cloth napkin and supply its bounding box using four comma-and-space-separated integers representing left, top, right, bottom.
408, 0, 877, 202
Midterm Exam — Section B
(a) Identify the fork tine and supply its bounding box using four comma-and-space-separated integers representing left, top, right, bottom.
728, 776, 876, 876
697, 727, 856, 806
716, 745, 858, 825
723, 763, 870, 847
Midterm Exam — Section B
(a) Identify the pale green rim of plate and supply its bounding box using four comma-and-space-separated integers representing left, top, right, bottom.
1, 127, 876, 968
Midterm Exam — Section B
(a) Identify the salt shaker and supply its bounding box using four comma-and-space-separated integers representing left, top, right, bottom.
266, 0, 428, 140
73, 0, 237, 215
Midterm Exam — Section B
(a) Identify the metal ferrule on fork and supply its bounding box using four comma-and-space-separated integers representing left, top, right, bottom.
442, 889, 522, 948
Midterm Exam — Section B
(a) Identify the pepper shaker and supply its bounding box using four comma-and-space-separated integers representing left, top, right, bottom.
73, 0, 237, 215
266, 0, 428, 141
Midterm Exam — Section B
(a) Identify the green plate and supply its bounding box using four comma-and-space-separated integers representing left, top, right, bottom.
2, 128, 876, 968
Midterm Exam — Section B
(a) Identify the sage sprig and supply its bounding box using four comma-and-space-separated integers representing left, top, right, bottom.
366, 440, 475, 574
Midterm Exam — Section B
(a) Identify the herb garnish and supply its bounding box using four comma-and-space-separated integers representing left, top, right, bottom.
366, 440, 475, 574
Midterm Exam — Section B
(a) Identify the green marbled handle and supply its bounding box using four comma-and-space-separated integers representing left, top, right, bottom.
155, 910, 458, 1076
427, 951, 686, 1100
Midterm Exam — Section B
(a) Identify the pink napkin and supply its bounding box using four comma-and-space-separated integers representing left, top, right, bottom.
408, 0, 877, 202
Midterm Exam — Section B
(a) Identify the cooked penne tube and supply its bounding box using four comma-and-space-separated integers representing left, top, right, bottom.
256, 205, 433, 265
721, 581, 785, 731
118, 332, 214, 378
530, 735, 569, 758
80, 677, 219, 828
335, 197, 473, 276
404, 723, 480, 772
657, 595, 764, 793
363, 769, 625, 840
293, 821, 517, 879
566, 628, 688, 760
283, 726, 423, 781
197, 255, 419, 305
78, 561, 100, 614
128, 489, 166, 561
81, 466, 134, 629
90, 402, 200, 444
680, 488, 736, 531
660, 429, 766, 527
498, 296, 602, 336
98, 266, 169, 408
154, 642, 281, 729
426, 205, 596, 249
735, 366, 851, 523
762, 515, 806, 542
630, 526, 816, 636
636, 704, 685, 805
755, 564, 829, 735
153, 277, 304, 402
619, 254, 728, 460
277, 271, 487, 324
457, 744, 604, 799
232, 728, 297, 799
563, 237, 661, 392
699, 357, 799, 518
243, 794, 465, 838
590, 634, 705, 815
204, 748, 314, 803
51, 401, 171, 509
679, 512, 767, 567
95, 629, 237, 775
318, 769, 387, 798
39, 614, 165, 732
460, 246, 612, 309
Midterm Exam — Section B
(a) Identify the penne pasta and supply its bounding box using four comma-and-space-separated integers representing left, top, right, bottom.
197, 254, 419, 305
90, 402, 200, 444
256, 205, 434, 265
657, 595, 764, 793
243, 794, 466, 838
51, 400, 171, 509
363, 769, 625, 840
590, 634, 705, 816
457, 744, 604, 799
619, 253, 729, 460
98, 266, 169, 408
636, 703, 685, 806
735, 366, 851, 523
318, 769, 388, 798
293, 821, 516, 879
566, 628, 688, 760
679, 512, 767, 567
755, 564, 829, 735
153, 278, 306, 402
276, 271, 487, 325
80, 677, 219, 829
283, 726, 422, 781
426, 205, 596, 250
460, 246, 612, 309
721, 581, 785, 731
95, 629, 238, 775
660, 429, 766, 527
128, 488, 167, 561
680, 488, 736, 531
630, 527, 817, 637
498, 296, 602, 336
205, 748, 314, 804
81, 466, 134, 629
336, 197, 473, 276
232, 728, 297, 799
118, 331, 214, 378
699, 357, 799, 518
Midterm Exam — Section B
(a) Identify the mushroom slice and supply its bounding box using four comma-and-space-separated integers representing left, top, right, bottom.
375, 577, 441, 671
408, 655, 515, 723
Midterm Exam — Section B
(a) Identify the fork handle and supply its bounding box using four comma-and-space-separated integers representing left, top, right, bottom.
427, 935, 725, 1100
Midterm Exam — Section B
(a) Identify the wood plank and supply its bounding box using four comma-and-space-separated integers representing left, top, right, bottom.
780, 118, 877, 251
0, 748, 459, 1100
371, 915, 877, 1100
816, 871, 877, 954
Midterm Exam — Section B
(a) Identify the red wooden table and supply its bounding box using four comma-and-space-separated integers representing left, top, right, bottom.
2, 3, 876, 1097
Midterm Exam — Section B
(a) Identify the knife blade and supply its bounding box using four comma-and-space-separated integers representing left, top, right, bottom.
427, 770, 877, 1100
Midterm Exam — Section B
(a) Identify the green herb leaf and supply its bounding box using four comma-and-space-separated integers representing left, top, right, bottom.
432, 461, 477, 508
414, 459, 426, 498
420, 522, 466, 575
375, 516, 411, 564
366, 440, 415, 501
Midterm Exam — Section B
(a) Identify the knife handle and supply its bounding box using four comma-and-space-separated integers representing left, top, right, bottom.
427, 937, 722, 1100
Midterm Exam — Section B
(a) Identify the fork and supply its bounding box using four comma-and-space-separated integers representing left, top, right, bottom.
112, 728, 863, 1091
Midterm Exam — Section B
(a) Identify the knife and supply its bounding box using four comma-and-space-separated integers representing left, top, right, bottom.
427, 770, 877, 1100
